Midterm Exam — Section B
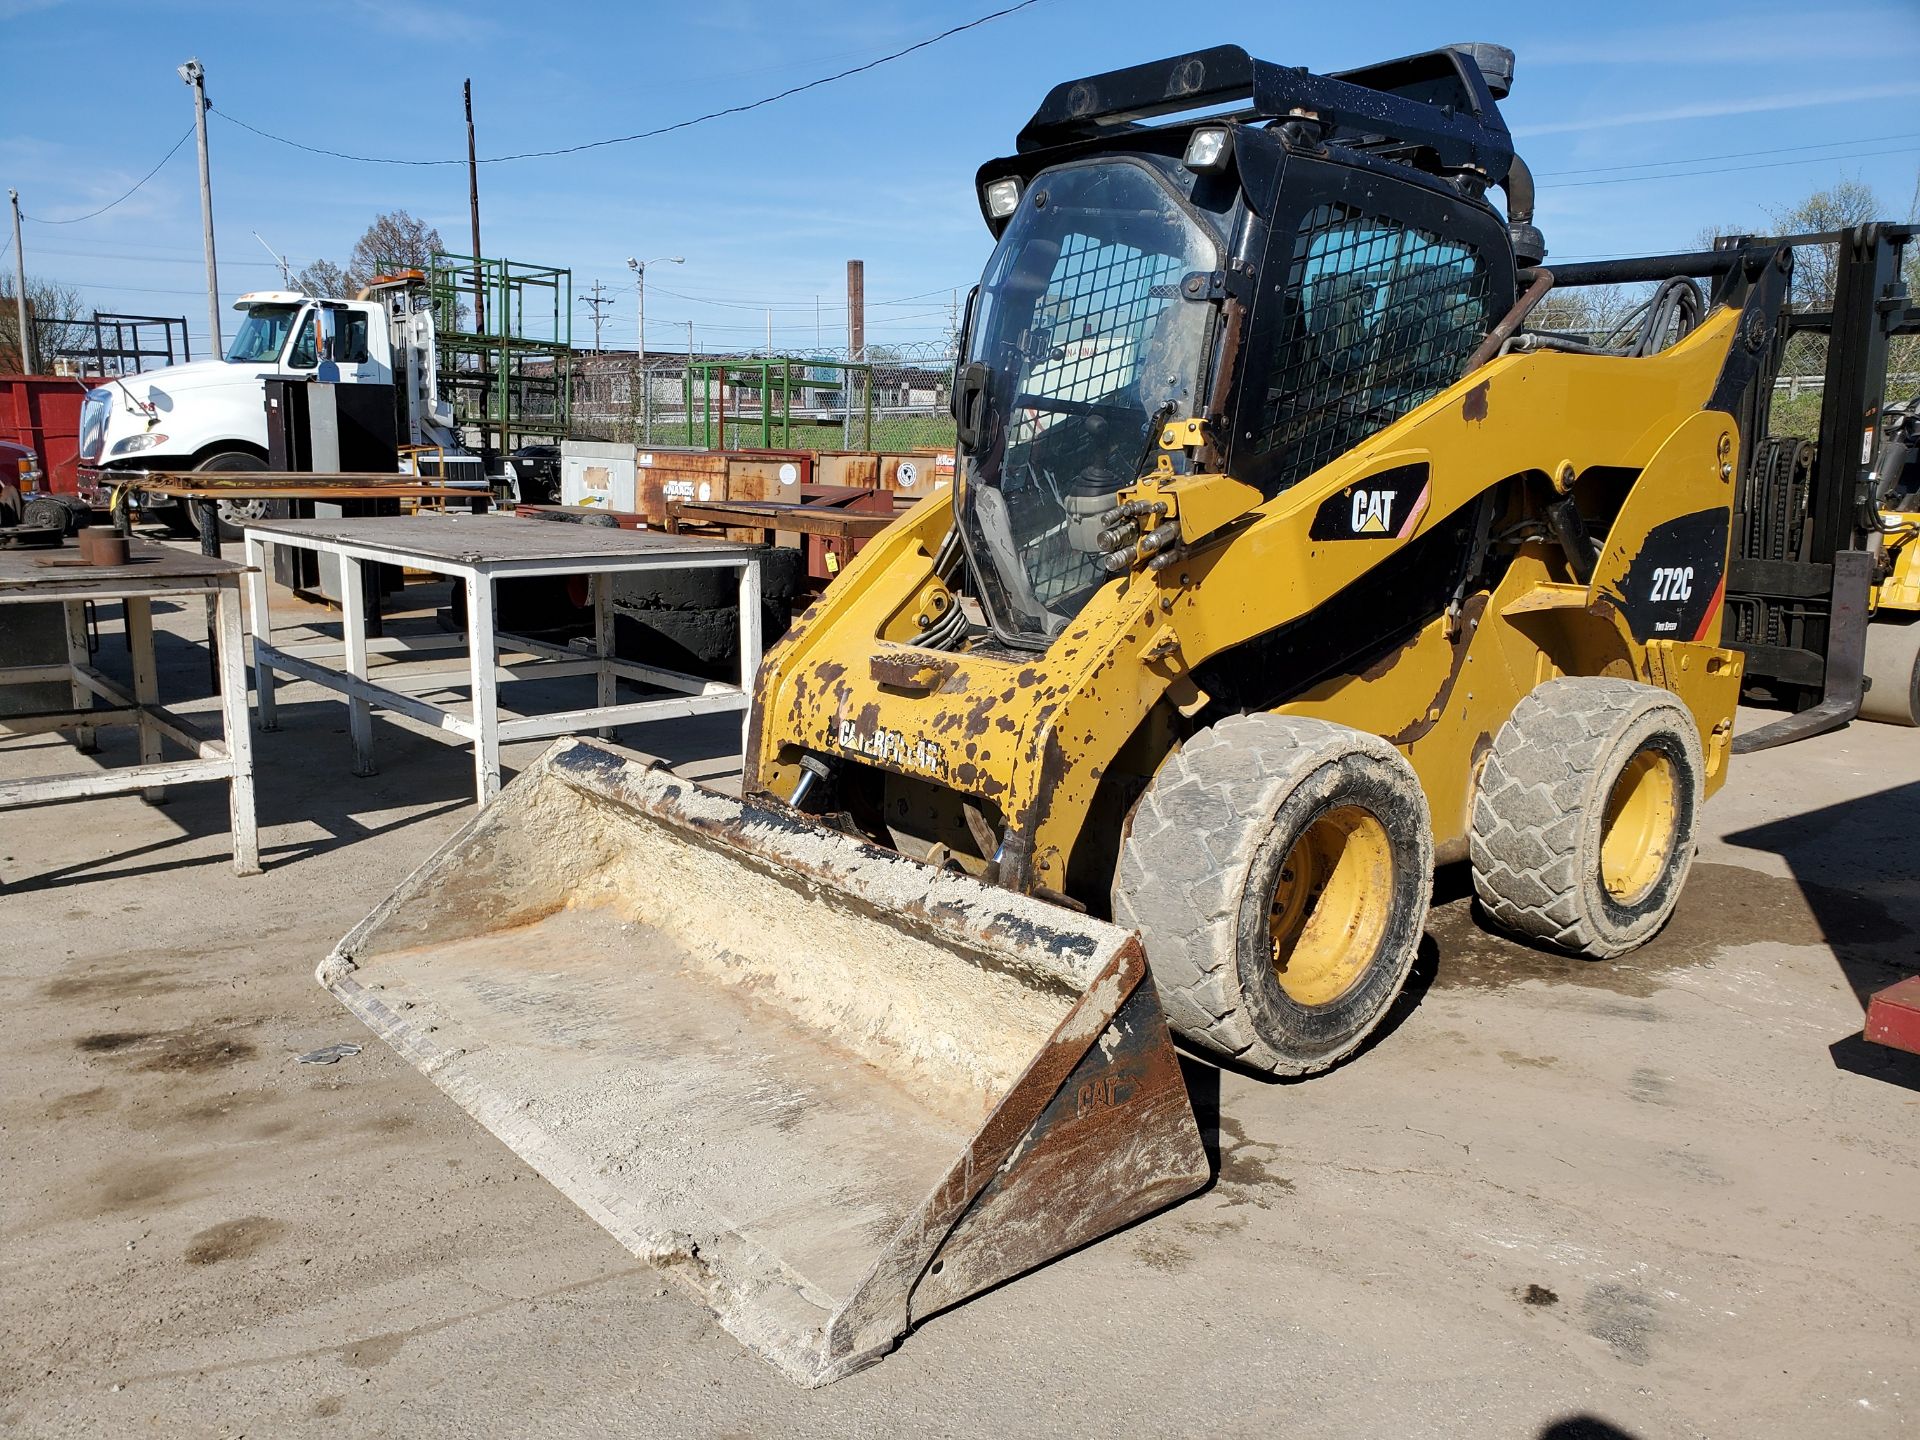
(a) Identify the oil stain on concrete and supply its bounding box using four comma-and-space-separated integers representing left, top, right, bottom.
42, 1086, 117, 1120
75, 1024, 258, 1074
92, 1157, 212, 1213
42, 967, 184, 1003
1130, 1235, 1195, 1274
184, 1216, 286, 1265
1425, 861, 1899, 996
1211, 1114, 1296, 1211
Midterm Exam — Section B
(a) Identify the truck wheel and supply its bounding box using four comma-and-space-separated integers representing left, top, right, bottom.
1113, 714, 1433, 1077
179, 450, 279, 542
1471, 678, 1703, 958
1861, 619, 1920, 726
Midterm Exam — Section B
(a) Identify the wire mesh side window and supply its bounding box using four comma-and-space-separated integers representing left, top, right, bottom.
1252, 204, 1492, 489
1007, 235, 1195, 606
1009, 236, 1191, 447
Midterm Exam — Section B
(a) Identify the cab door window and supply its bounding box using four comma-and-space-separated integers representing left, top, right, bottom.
333, 310, 370, 364
286, 305, 370, 369
1251, 203, 1493, 490
286, 306, 323, 369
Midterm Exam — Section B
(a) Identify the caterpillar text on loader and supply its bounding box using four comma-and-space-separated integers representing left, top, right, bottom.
323, 44, 1805, 1385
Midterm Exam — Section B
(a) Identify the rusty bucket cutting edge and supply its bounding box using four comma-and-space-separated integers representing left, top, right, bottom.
319, 737, 1209, 1387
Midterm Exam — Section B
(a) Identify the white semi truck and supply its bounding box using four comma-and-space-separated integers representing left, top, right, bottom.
75, 272, 480, 533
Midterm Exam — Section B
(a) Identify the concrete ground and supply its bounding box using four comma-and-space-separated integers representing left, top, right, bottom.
1, 555, 1915, 1439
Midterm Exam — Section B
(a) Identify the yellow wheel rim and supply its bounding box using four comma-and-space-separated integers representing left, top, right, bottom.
1599, 748, 1678, 905
1268, 806, 1394, 1008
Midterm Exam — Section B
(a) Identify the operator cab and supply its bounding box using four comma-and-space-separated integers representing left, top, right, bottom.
226, 291, 381, 381
952, 44, 1532, 647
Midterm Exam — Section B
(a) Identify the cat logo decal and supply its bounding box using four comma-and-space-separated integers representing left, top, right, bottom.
1310, 462, 1432, 541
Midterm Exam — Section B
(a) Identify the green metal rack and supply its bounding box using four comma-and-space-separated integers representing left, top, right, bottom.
425, 253, 572, 454
689, 356, 874, 451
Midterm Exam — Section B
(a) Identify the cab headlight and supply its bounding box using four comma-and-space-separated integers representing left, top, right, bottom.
983, 177, 1022, 219
1183, 127, 1232, 172
110, 432, 169, 456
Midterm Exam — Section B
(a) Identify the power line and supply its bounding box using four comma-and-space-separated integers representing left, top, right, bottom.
24, 128, 195, 224
29, 246, 284, 271
1546, 144, 1920, 189
1536, 130, 1920, 178
209, 0, 1045, 168
648, 282, 971, 313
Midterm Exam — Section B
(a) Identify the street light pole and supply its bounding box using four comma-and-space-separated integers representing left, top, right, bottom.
178, 58, 222, 353
627, 254, 683, 446
8, 189, 31, 374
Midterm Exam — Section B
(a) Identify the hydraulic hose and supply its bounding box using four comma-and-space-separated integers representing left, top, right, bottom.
1468, 267, 1554, 370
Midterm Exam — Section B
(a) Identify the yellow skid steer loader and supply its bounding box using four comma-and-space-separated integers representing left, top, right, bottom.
324, 43, 1803, 1383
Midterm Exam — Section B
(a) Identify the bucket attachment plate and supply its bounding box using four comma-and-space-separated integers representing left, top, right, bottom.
321, 738, 1208, 1386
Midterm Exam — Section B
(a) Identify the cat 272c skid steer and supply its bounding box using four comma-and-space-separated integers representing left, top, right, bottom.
321, 44, 1802, 1385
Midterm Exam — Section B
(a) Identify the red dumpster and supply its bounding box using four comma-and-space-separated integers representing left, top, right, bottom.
0, 374, 94, 500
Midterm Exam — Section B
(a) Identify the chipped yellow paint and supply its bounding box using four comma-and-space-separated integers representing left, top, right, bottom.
748, 298, 1754, 900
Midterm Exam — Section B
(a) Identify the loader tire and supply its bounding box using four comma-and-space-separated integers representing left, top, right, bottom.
1471, 678, 1703, 959
1113, 714, 1433, 1077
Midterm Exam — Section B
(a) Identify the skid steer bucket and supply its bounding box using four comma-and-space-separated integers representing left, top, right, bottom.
320, 738, 1209, 1386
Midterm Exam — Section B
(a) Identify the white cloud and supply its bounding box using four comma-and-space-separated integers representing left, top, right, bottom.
1513, 82, 1920, 138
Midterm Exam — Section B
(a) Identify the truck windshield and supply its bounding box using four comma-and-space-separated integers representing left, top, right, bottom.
956, 160, 1218, 644
225, 305, 302, 363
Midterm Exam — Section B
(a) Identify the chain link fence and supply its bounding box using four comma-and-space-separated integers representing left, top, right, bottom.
569, 346, 958, 453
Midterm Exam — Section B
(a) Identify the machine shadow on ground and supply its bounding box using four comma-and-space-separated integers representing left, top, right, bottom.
1719, 778, 1920, 1091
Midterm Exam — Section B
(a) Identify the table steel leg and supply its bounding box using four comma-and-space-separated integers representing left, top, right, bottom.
736, 557, 762, 758
197, 499, 222, 690
62, 600, 97, 754
125, 596, 166, 804
215, 583, 261, 875
466, 569, 501, 803
340, 553, 376, 777
243, 533, 278, 731
593, 570, 615, 739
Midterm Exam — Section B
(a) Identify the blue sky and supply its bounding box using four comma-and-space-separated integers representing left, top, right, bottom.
4, 0, 1917, 360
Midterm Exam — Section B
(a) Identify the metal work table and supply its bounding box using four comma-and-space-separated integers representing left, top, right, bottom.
0, 542, 259, 875
119, 472, 492, 685
242, 513, 762, 804
124, 473, 491, 554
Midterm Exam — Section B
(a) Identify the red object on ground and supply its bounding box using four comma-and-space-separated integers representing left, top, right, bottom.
1865, 975, 1920, 1056
0, 375, 93, 499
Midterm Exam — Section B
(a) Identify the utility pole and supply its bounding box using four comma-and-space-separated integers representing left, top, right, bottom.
845, 259, 864, 447
8, 190, 31, 374
628, 254, 683, 445
766, 307, 773, 359
580, 281, 615, 353
178, 59, 221, 353
464, 79, 485, 335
